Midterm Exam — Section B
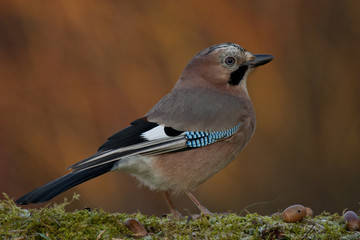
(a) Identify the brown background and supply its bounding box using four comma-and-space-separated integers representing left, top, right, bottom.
1, 1, 359, 216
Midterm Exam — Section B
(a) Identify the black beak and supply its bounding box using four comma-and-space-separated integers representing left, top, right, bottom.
245, 54, 274, 67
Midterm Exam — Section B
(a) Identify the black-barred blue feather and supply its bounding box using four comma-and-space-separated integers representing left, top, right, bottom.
185, 123, 242, 148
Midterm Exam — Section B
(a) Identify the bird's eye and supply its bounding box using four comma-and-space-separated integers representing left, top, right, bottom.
224, 57, 236, 66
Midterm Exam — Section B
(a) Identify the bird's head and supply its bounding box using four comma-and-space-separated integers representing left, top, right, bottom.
176, 43, 273, 96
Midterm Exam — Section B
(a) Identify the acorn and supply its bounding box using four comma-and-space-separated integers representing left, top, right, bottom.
124, 218, 148, 237
343, 211, 360, 231
282, 204, 307, 223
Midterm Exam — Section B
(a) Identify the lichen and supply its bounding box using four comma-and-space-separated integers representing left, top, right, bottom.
1, 193, 359, 239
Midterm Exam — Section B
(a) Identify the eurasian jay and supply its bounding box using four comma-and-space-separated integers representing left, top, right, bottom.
16, 43, 273, 218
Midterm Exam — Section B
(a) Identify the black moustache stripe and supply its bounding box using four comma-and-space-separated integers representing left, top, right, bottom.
228, 65, 248, 86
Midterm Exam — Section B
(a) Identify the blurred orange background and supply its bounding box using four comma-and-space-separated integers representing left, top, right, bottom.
1, 1, 359, 216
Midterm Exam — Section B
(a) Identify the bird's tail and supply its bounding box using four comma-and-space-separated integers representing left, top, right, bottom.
15, 163, 114, 205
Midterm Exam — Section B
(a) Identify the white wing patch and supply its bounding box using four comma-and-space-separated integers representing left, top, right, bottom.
141, 125, 172, 140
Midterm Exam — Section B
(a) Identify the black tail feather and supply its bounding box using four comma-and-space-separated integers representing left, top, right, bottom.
16, 163, 114, 205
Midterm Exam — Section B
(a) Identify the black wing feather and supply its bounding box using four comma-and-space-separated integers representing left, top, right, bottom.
98, 117, 158, 152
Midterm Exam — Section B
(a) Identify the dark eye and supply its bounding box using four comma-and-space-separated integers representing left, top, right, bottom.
225, 57, 236, 66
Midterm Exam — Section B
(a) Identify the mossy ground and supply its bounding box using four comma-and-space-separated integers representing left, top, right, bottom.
1, 194, 359, 239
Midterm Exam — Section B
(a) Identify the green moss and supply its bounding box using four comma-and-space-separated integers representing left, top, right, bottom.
1, 193, 359, 239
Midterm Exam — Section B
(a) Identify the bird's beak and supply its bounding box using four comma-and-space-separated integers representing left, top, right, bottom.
245, 54, 274, 67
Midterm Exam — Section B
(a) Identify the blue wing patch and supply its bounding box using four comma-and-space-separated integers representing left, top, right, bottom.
185, 123, 242, 148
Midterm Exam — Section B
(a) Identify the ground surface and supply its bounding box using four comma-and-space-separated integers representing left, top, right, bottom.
1, 194, 359, 239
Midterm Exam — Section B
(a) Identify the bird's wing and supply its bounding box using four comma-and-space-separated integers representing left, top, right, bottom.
68, 117, 242, 173
68, 118, 187, 172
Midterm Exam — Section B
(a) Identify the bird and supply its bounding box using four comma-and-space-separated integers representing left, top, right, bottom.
16, 43, 273, 218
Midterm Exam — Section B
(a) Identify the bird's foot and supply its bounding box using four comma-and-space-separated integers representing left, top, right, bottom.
169, 208, 183, 219
185, 191, 213, 216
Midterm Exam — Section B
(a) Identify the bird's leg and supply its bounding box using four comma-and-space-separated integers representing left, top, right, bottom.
185, 191, 212, 215
163, 191, 182, 219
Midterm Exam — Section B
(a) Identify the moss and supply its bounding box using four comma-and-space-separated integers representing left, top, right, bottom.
1, 193, 359, 239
